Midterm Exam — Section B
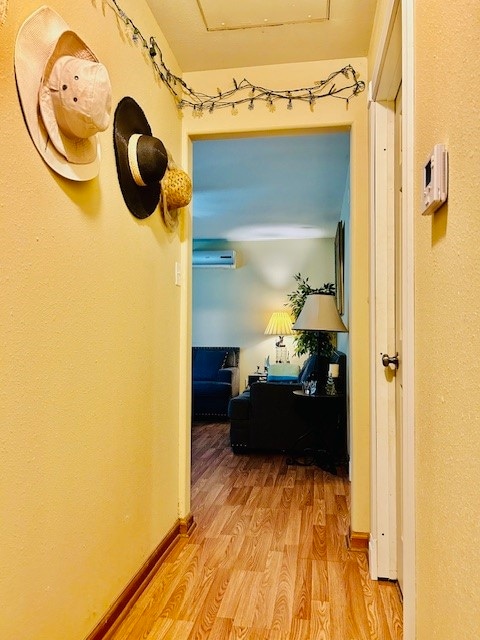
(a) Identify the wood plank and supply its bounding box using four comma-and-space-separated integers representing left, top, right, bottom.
310, 600, 331, 640
250, 550, 283, 629
105, 422, 402, 640
270, 544, 298, 633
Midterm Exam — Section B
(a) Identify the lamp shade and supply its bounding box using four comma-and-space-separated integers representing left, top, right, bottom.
264, 311, 294, 336
292, 293, 348, 332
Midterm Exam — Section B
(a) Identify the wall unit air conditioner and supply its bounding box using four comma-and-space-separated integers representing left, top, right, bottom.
192, 250, 237, 268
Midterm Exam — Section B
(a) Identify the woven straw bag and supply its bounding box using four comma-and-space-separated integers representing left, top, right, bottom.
160, 152, 192, 230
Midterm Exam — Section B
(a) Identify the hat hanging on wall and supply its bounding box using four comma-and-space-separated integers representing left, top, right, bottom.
113, 96, 168, 219
160, 152, 192, 231
14, 5, 112, 181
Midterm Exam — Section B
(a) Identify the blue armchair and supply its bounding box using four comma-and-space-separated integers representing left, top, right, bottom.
192, 347, 240, 420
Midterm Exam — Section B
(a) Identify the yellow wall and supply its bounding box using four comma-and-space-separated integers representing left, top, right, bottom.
183, 58, 371, 533
0, 2, 189, 638
414, 1, 480, 638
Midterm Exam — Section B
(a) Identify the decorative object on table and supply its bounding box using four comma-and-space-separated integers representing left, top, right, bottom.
287, 274, 336, 358
326, 362, 339, 394
14, 6, 112, 181
264, 311, 294, 363
303, 379, 317, 396
325, 372, 336, 395
292, 291, 348, 387
159, 151, 192, 231
113, 96, 168, 219
328, 363, 340, 378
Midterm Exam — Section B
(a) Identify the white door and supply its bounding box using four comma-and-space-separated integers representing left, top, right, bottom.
369, 0, 402, 583
374, 85, 404, 589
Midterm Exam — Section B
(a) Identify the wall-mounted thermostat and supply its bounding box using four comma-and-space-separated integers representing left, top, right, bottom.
421, 144, 448, 215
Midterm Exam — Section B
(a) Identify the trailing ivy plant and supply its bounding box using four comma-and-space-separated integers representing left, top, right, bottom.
286, 273, 336, 357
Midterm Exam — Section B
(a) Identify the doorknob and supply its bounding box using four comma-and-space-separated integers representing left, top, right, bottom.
382, 352, 399, 369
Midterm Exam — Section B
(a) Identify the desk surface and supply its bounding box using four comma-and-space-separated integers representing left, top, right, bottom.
293, 390, 344, 399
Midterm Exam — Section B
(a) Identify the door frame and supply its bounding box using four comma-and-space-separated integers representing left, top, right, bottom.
369, 0, 416, 637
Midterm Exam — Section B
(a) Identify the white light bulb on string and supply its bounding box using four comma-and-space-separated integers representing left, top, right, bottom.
149, 37, 156, 58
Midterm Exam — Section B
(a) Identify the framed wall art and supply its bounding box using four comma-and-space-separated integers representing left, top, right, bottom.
335, 221, 345, 315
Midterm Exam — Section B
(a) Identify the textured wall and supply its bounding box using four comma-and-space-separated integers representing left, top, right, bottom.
414, 1, 480, 637
0, 2, 187, 638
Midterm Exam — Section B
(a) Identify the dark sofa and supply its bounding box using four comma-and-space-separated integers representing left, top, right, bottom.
228, 350, 347, 457
192, 347, 240, 420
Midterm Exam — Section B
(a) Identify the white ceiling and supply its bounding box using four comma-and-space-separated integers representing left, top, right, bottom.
146, 0, 377, 72
193, 131, 350, 240
145, 0, 376, 241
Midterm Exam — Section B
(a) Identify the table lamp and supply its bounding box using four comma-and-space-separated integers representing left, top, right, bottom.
292, 292, 348, 385
264, 311, 294, 362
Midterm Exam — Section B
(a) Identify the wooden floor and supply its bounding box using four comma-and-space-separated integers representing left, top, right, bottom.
109, 422, 403, 639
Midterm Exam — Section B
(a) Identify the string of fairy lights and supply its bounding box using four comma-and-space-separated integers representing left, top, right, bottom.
108, 0, 366, 115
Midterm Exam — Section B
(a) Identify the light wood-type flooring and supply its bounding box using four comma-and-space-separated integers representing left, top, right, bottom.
109, 422, 403, 639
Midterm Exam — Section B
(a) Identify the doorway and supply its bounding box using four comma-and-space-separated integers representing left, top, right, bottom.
191, 130, 351, 390
183, 77, 371, 599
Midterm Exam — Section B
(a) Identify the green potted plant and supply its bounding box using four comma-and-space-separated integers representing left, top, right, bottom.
286, 273, 336, 358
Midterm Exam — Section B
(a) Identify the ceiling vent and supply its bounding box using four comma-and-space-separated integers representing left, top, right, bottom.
192, 249, 237, 268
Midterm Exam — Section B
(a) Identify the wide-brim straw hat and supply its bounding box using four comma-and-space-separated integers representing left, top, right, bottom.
14, 5, 111, 181
113, 96, 168, 219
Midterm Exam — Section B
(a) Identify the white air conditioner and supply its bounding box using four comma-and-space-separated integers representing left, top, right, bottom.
192, 250, 237, 268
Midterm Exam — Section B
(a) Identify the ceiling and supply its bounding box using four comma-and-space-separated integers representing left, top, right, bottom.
145, 0, 377, 72
145, 0, 377, 241
192, 131, 350, 240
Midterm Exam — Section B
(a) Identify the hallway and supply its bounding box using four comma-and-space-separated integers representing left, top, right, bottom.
109, 422, 403, 639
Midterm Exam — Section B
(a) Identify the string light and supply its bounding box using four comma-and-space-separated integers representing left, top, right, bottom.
107, 0, 365, 114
